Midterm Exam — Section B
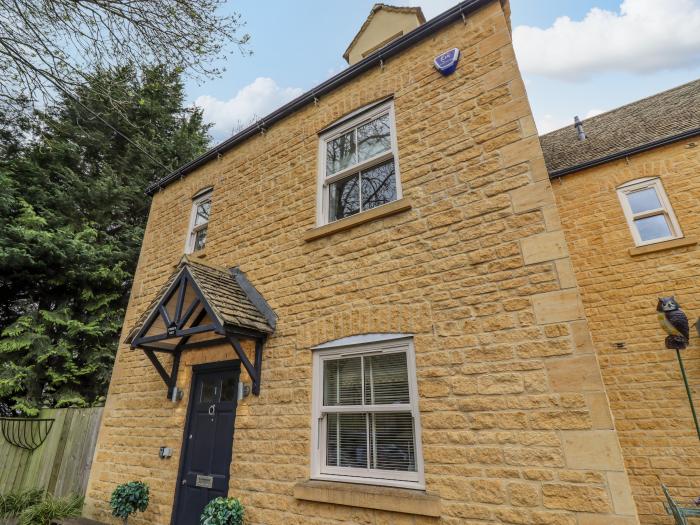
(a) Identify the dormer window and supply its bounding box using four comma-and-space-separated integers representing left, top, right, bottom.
186, 189, 212, 253
317, 101, 401, 225
617, 178, 682, 246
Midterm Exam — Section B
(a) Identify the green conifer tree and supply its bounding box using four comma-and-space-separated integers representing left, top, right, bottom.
0, 65, 210, 413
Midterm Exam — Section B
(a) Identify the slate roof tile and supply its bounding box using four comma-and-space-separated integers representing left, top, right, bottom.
539, 79, 700, 176
126, 258, 273, 345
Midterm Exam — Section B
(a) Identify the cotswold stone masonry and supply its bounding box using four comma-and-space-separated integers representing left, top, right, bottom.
84, 2, 640, 524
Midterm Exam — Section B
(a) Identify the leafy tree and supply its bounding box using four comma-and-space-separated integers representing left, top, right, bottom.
0, 65, 211, 414
0, 0, 249, 113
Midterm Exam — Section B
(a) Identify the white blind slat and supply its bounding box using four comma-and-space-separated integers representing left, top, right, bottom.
323, 350, 416, 475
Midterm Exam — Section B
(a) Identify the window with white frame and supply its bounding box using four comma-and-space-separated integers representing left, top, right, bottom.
186, 190, 212, 253
617, 178, 682, 246
317, 101, 401, 225
311, 335, 424, 489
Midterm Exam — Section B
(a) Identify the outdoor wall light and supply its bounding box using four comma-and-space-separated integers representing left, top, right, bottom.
170, 387, 184, 403
237, 382, 251, 402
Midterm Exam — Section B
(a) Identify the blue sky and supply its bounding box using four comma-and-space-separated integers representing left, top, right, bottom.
186, 0, 700, 140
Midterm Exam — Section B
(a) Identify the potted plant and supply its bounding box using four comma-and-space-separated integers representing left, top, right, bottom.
110, 481, 149, 525
200, 497, 244, 525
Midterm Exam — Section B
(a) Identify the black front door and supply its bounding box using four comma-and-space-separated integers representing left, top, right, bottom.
173, 362, 240, 525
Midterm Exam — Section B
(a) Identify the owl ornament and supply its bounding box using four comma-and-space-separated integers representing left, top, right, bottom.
657, 296, 690, 350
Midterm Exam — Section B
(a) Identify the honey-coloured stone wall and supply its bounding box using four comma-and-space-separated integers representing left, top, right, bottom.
84, 2, 639, 524
552, 138, 700, 524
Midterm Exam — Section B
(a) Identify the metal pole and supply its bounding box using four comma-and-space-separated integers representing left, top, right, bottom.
676, 349, 700, 440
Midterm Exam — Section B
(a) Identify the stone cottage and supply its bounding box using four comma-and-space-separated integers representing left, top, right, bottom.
541, 79, 700, 524
84, 1, 640, 524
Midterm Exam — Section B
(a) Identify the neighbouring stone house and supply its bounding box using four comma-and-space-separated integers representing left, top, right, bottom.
84, 1, 640, 524
541, 79, 700, 524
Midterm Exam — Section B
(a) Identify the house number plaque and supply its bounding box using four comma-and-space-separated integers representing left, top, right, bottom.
195, 475, 214, 488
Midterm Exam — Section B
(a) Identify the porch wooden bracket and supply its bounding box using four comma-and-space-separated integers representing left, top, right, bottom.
143, 347, 182, 399
226, 334, 265, 396
125, 259, 276, 399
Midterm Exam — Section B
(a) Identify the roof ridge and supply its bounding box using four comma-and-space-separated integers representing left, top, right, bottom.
539, 78, 700, 177
145, 0, 485, 195
540, 78, 700, 138
181, 255, 230, 274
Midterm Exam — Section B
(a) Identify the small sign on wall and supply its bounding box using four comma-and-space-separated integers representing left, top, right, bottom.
434, 48, 460, 76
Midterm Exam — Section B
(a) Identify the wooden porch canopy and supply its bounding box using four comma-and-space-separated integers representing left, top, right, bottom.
125, 257, 276, 397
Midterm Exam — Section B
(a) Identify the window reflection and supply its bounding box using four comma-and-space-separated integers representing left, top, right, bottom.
357, 114, 390, 162
361, 161, 396, 211
326, 129, 357, 175
200, 378, 219, 403
329, 174, 360, 221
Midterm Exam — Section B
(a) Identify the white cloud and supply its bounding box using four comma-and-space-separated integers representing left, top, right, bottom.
536, 114, 572, 134
535, 108, 608, 134
513, 0, 700, 81
195, 77, 303, 137
585, 108, 606, 119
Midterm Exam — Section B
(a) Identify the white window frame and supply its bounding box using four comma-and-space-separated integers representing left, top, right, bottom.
617, 178, 682, 246
185, 190, 212, 254
310, 335, 424, 490
316, 101, 402, 226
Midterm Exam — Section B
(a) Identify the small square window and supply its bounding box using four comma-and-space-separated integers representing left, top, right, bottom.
317, 101, 401, 225
311, 337, 424, 489
186, 191, 212, 253
617, 178, 682, 246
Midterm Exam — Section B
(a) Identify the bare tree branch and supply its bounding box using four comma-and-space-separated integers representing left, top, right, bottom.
0, 0, 250, 113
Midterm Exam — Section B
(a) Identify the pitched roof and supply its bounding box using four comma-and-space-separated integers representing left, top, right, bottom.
144, 0, 493, 196
125, 257, 274, 344
187, 260, 275, 333
539, 79, 700, 177
342, 4, 426, 62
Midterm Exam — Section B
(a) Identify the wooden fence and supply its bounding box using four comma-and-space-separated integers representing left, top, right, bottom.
0, 407, 103, 497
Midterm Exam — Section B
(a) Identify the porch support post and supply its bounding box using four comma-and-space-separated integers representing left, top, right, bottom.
253, 338, 264, 395
144, 349, 171, 388
227, 334, 260, 395
168, 350, 182, 400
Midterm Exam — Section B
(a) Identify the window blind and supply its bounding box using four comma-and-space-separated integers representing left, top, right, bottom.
323, 351, 417, 474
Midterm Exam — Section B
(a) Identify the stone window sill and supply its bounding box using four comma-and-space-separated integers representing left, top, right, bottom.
628, 237, 698, 256
293, 479, 441, 517
303, 199, 412, 242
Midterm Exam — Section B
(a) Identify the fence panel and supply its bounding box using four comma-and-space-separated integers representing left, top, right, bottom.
0, 407, 103, 498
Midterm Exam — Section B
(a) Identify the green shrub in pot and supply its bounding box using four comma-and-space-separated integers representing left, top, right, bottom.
200, 497, 244, 525
110, 481, 149, 525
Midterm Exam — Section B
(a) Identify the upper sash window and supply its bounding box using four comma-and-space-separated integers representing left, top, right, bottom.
186, 190, 212, 253
317, 101, 401, 225
617, 178, 682, 246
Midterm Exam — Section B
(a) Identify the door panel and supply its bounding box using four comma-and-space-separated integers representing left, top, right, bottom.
173, 364, 240, 525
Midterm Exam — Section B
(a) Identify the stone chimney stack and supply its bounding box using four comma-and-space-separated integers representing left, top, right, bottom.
343, 4, 425, 65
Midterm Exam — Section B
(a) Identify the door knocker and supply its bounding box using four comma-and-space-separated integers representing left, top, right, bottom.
208, 404, 215, 416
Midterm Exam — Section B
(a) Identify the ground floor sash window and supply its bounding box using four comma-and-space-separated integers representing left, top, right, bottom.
311, 335, 424, 489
